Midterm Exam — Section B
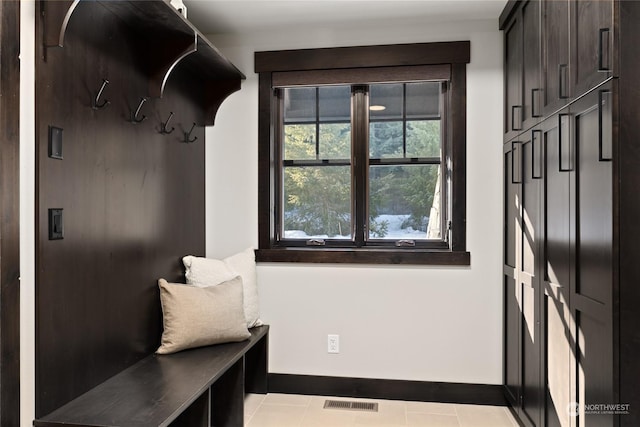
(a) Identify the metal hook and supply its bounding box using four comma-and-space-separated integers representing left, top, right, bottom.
92, 79, 110, 110
159, 112, 175, 134
129, 97, 147, 124
183, 122, 198, 143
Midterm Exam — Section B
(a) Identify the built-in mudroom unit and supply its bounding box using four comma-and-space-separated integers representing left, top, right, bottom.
501, 0, 640, 426
31, 1, 270, 426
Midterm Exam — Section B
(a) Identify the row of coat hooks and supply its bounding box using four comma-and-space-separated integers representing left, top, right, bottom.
158, 112, 197, 143
92, 79, 198, 143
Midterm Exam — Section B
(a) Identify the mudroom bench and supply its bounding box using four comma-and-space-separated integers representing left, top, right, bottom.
34, 325, 269, 427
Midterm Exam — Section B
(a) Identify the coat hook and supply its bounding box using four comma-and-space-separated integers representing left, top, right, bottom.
92, 79, 110, 110
183, 122, 198, 143
159, 112, 175, 134
129, 97, 148, 124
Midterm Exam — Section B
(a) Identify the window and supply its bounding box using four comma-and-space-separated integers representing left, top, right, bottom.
255, 42, 470, 265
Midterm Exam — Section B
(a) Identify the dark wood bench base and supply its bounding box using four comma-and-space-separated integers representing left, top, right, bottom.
34, 325, 269, 427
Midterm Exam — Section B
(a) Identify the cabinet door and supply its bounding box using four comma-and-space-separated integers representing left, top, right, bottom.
571, 84, 614, 427
520, 128, 543, 427
542, 0, 570, 115
505, 16, 523, 139
522, 0, 542, 130
504, 140, 521, 408
570, 0, 614, 96
541, 109, 573, 427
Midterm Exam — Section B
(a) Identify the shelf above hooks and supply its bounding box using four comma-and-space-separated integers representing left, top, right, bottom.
43, 0, 245, 126
43, 0, 79, 48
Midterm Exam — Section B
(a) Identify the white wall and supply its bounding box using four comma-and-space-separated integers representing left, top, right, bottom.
206, 19, 504, 384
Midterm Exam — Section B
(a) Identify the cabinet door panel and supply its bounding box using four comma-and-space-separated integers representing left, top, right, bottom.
543, 113, 573, 427
571, 0, 614, 96
522, 135, 541, 276
521, 135, 542, 427
542, 0, 570, 114
576, 309, 613, 427
522, 283, 541, 427
544, 294, 571, 427
506, 17, 523, 137
571, 86, 614, 427
504, 140, 521, 409
575, 98, 612, 305
522, 0, 542, 127
505, 275, 521, 406
544, 122, 571, 289
505, 145, 519, 268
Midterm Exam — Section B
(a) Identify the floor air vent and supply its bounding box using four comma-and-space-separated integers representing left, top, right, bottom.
323, 400, 379, 412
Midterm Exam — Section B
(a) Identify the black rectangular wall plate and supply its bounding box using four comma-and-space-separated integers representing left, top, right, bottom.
49, 126, 63, 159
48, 208, 64, 240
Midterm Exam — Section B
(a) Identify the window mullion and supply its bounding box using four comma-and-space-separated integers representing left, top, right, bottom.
403, 83, 407, 158
351, 85, 369, 247
315, 87, 320, 159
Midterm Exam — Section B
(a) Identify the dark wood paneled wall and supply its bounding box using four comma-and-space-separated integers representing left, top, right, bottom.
0, 2, 21, 425
36, 2, 205, 417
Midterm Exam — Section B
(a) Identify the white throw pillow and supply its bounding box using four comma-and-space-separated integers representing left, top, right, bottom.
182, 248, 262, 328
156, 277, 251, 355
182, 256, 237, 287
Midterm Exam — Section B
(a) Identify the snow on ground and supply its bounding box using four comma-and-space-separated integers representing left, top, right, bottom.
284, 214, 428, 240
375, 214, 427, 239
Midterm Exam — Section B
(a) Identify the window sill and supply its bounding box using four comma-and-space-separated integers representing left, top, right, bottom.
255, 248, 470, 266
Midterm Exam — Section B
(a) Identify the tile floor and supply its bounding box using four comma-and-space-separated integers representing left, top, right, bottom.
244, 393, 519, 427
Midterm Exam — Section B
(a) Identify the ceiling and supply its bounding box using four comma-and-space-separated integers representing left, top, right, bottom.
182, 0, 507, 35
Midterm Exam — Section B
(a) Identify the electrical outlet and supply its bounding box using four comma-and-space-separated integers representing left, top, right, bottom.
328, 334, 339, 354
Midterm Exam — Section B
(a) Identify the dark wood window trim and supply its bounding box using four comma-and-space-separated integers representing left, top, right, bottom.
255, 42, 470, 266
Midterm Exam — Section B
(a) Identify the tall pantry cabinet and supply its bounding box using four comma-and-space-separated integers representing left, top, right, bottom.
500, 1, 640, 426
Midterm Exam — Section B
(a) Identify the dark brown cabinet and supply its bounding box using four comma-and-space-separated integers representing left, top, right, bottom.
504, 82, 618, 427
520, 127, 543, 427
570, 0, 614, 97
503, 126, 544, 427
503, 0, 615, 126
540, 109, 573, 427
541, 0, 614, 115
502, 1, 640, 426
541, 87, 615, 427
522, 0, 542, 124
570, 86, 614, 427
504, 16, 523, 139
541, 0, 570, 114
504, 0, 541, 141
503, 141, 519, 410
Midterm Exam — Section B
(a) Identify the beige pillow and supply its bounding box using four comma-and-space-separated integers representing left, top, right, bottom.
183, 248, 262, 328
156, 277, 251, 355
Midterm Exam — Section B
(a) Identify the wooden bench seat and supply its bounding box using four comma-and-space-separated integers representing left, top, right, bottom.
34, 325, 269, 427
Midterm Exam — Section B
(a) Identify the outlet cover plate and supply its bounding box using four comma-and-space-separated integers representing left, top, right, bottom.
328, 334, 339, 354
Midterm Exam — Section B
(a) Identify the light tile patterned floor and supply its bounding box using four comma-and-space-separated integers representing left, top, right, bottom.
244, 393, 519, 427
